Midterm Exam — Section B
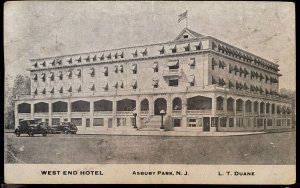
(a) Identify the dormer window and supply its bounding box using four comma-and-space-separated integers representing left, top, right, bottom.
32, 62, 38, 68
106, 53, 112, 60
171, 45, 177, 53
99, 54, 105, 61
67, 58, 72, 64
40, 61, 46, 67
141, 48, 148, 56
159, 46, 165, 54
85, 56, 90, 62
184, 43, 190, 51
92, 55, 97, 62
183, 35, 188, 39
76, 57, 81, 63
132, 50, 138, 58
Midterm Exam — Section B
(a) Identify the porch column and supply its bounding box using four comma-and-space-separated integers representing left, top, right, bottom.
211, 94, 216, 116
233, 98, 237, 127
112, 97, 117, 128
48, 101, 52, 126
90, 100, 94, 128
67, 101, 71, 122
15, 102, 19, 128
31, 103, 34, 119
150, 96, 154, 116
251, 101, 254, 117
167, 94, 171, 115
223, 97, 227, 113
243, 100, 246, 116
136, 96, 140, 127
182, 95, 187, 128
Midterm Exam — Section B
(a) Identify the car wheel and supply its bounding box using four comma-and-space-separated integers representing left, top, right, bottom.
15, 131, 20, 137
64, 130, 69, 134
42, 133, 47, 137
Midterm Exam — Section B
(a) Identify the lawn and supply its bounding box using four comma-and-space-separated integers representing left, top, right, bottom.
5, 131, 295, 164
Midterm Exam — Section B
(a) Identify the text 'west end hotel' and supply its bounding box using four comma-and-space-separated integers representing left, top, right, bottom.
14, 25, 292, 133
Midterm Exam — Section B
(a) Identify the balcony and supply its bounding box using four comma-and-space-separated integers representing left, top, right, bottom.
162, 68, 182, 77
187, 110, 212, 115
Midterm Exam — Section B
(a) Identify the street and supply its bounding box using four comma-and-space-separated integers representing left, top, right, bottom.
4, 131, 295, 164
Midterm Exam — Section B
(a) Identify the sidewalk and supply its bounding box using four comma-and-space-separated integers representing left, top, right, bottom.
78, 129, 266, 137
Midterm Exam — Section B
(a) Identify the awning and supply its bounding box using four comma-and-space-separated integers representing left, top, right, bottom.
260, 73, 264, 80
141, 48, 148, 56
265, 89, 269, 95
40, 73, 45, 79
188, 75, 195, 83
131, 64, 137, 70
167, 60, 179, 67
88, 68, 95, 74
102, 66, 108, 73
229, 81, 234, 88
40, 88, 46, 94
67, 86, 72, 92
59, 87, 63, 93
90, 84, 95, 91
219, 60, 226, 68
239, 67, 244, 74
159, 46, 165, 54
244, 83, 249, 90
188, 59, 195, 66
49, 60, 55, 65
171, 45, 177, 51
65, 70, 72, 77
152, 62, 158, 69
244, 68, 249, 75
119, 65, 123, 71
48, 72, 54, 78
119, 52, 124, 58
49, 87, 54, 94
113, 82, 118, 88
57, 72, 63, 77
212, 76, 218, 84
114, 53, 118, 59
32, 88, 37, 95
102, 83, 108, 89
113, 65, 118, 72
76, 85, 81, 92
131, 79, 137, 87
152, 79, 159, 86
119, 81, 123, 88
32, 74, 37, 80
234, 65, 239, 72
229, 64, 234, 72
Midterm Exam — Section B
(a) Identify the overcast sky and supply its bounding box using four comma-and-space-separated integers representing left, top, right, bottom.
4, 1, 295, 90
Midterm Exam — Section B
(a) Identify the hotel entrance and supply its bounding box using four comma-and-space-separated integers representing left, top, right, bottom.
203, 117, 210, 132
154, 98, 167, 115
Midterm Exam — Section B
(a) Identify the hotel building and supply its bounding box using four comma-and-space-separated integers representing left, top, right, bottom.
15, 28, 292, 133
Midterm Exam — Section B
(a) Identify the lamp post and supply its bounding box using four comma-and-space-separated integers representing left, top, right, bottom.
132, 109, 137, 129
160, 109, 166, 129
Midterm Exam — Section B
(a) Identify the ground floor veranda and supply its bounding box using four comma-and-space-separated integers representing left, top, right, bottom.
15, 92, 292, 133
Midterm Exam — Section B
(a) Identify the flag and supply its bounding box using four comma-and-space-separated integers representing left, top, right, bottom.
178, 10, 187, 23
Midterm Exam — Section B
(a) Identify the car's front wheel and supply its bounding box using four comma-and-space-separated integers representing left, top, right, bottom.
42, 132, 47, 137
64, 130, 69, 134
28, 131, 34, 137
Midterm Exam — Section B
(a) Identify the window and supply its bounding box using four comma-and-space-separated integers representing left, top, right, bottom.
86, 118, 90, 127
169, 79, 178, 87
71, 118, 82, 126
133, 69, 137, 74
229, 118, 234, 127
183, 35, 188, 39
171, 45, 177, 53
117, 118, 126, 127
93, 118, 104, 126
220, 117, 227, 127
189, 58, 195, 69
173, 118, 181, 127
153, 62, 158, 72
188, 118, 197, 127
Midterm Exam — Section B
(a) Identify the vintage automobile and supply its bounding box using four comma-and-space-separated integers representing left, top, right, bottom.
50, 122, 78, 134
15, 120, 48, 137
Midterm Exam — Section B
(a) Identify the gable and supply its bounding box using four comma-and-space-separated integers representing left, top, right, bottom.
174, 28, 204, 41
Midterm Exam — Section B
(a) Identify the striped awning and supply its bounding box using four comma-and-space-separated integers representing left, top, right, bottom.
89, 68, 95, 74
188, 75, 195, 83
32, 74, 37, 80
119, 65, 123, 71
102, 66, 108, 73
131, 64, 137, 70
188, 59, 195, 66
167, 60, 179, 67
131, 79, 137, 87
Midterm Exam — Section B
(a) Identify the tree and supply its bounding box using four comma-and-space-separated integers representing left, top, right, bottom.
4, 74, 31, 129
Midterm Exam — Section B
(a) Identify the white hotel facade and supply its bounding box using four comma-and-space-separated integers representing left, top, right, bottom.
14, 28, 292, 133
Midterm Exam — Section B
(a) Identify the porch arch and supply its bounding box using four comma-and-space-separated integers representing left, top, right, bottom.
18, 103, 31, 113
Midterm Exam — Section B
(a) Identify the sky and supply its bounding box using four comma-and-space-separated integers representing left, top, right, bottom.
4, 1, 295, 90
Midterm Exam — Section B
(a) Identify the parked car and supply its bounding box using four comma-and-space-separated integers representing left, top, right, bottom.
50, 122, 78, 134
38, 122, 52, 133
15, 120, 48, 137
